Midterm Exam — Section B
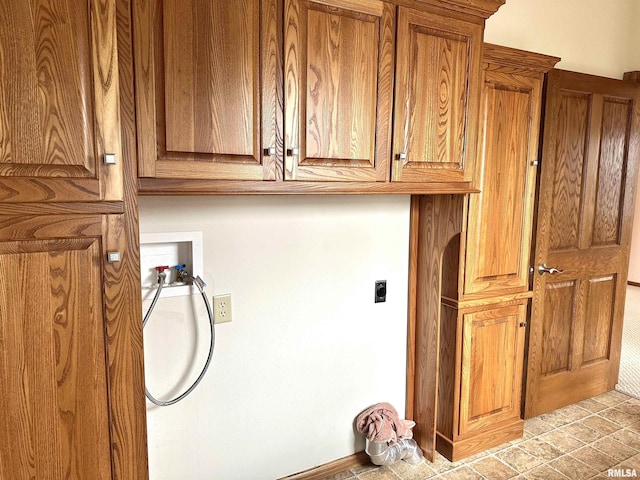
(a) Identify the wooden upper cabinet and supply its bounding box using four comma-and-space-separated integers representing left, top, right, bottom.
463, 45, 560, 298
284, 0, 395, 181
392, 6, 483, 184
0, 0, 123, 203
133, 0, 506, 191
134, 0, 279, 180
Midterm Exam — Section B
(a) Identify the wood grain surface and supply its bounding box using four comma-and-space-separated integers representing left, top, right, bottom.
392, 6, 482, 183
112, 0, 150, 476
0, 230, 112, 479
465, 80, 533, 293
139, 177, 478, 194
0, 0, 123, 203
462, 45, 558, 298
164, 1, 257, 156
408, 194, 465, 461
130, 0, 505, 192
134, 0, 277, 180
525, 69, 640, 418
592, 98, 629, 246
284, 0, 394, 182
458, 303, 526, 436
431, 45, 557, 461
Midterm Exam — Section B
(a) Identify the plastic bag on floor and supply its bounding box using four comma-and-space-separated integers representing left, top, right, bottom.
355, 402, 424, 466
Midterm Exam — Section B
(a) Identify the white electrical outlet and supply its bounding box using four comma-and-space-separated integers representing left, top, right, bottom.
213, 294, 232, 324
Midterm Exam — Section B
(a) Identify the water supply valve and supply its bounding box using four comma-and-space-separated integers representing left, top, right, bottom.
154, 265, 170, 284
174, 264, 188, 283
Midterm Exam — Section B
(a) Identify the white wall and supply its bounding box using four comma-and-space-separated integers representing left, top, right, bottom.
140, 196, 410, 480
139, 2, 639, 478
485, 0, 638, 78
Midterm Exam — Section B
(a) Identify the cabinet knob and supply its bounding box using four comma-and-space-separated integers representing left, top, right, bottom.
287, 148, 299, 156
397, 152, 407, 161
519, 322, 528, 327
264, 147, 276, 156
104, 153, 117, 165
531, 160, 539, 166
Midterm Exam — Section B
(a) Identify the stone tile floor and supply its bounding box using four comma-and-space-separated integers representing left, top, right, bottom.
323, 391, 640, 480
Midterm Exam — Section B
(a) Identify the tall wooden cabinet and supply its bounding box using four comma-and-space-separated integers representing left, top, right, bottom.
134, 0, 504, 193
0, 0, 147, 478
435, 44, 559, 461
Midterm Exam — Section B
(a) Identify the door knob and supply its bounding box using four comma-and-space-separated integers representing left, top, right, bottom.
538, 264, 564, 275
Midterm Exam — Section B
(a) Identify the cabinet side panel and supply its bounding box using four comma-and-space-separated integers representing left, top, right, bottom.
437, 304, 459, 440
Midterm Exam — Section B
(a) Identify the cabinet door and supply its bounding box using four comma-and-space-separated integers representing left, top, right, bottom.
392, 7, 482, 183
134, 0, 279, 180
458, 304, 526, 436
0, 220, 113, 478
0, 0, 123, 202
284, 0, 394, 181
464, 72, 542, 297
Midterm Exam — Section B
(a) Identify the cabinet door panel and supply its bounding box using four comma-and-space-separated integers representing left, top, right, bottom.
393, 7, 482, 183
164, 2, 256, 156
458, 304, 526, 435
284, 0, 394, 181
0, 0, 122, 202
464, 71, 542, 296
0, 236, 112, 479
134, 0, 278, 180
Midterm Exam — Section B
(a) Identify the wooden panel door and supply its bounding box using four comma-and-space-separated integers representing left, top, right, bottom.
0, 218, 113, 478
284, 0, 394, 181
392, 7, 482, 184
0, 0, 123, 202
463, 56, 544, 297
525, 70, 640, 418
134, 0, 279, 180
458, 303, 526, 435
